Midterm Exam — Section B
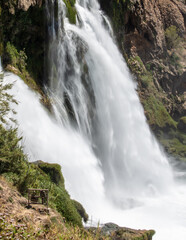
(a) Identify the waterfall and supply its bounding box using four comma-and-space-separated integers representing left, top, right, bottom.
3, 0, 186, 239
46, 0, 174, 202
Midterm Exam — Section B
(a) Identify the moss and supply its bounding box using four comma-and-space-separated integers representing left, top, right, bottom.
143, 96, 177, 130
36, 161, 65, 187
63, 0, 77, 24
159, 130, 186, 161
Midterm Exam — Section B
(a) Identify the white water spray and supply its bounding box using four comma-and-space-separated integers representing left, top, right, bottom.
3, 0, 186, 239
46, 0, 174, 201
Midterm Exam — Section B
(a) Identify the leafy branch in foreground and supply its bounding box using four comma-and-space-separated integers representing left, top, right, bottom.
0, 74, 17, 124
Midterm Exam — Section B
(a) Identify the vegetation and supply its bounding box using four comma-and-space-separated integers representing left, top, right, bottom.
0, 74, 17, 124
143, 96, 177, 130
72, 200, 89, 223
0, 0, 45, 86
126, 54, 186, 161
165, 25, 181, 50
0, 74, 86, 227
64, 0, 77, 24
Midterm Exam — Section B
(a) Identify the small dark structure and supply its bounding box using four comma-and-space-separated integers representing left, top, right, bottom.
28, 189, 49, 208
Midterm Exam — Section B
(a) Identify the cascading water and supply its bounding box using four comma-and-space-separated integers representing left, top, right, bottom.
2, 0, 186, 239
46, 0, 174, 201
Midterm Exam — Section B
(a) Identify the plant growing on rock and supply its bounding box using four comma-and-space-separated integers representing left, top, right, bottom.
165, 25, 181, 50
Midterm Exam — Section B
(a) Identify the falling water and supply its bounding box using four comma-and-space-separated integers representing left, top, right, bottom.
46, 0, 174, 201
3, 0, 186, 239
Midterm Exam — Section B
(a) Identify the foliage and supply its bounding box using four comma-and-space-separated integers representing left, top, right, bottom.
0, 75, 17, 124
0, 125, 27, 178
6, 42, 27, 72
72, 200, 89, 223
169, 52, 182, 70
165, 25, 181, 50
128, 56, 146, 75
37, 161, 65, 187
141, 73, 153, 88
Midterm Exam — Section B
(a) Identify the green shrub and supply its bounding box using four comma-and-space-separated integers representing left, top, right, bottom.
141, 73, 153, 87
165, 25, 181, 49
6, 42, 27, 72
37, 161, 65, 187
0, 76, 17, 124
72, 200, 89, 223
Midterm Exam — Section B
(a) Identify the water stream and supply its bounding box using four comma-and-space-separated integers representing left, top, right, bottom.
2, 0, 186, 239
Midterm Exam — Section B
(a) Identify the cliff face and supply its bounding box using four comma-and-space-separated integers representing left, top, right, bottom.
123, 0, 186, 100
100, 0, 186, 117
100, 0, 186, 161
0, 0, 45, 86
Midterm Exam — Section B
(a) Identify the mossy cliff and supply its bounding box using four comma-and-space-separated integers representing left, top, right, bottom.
0, 0, 45, 88
0, 0, 76, 87
99, 0, 186, 161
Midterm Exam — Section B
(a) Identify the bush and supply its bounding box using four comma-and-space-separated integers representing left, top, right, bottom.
141, 73, 153, 87
6, 42, 27, 72
72, 200, 89, 223
37, 161, 65, 187
165, 25, 181, 49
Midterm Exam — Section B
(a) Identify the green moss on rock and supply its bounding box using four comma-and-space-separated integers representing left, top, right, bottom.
36, 161, 65, 187
64, 0, 77, 24
143, 96, 177, 130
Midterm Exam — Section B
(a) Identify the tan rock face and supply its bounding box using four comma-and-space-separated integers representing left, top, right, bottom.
158, 0, 185, 33
123, 0, 186, 118
125, 0, 186, 59
18, 0, 42, 11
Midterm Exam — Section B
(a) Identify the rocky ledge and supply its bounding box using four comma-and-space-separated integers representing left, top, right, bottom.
88, 222, 155, 240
